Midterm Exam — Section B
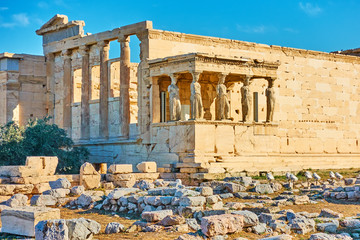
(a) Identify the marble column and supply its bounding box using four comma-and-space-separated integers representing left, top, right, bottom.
45, 53, 55, 121
118, 35, 131, 138
62, 49, 72, 136
79, 45, 90, 140
98, 41, 110, 139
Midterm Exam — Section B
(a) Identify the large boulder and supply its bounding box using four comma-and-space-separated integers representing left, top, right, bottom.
35, 219, 68, 240
200, 214, 244, 237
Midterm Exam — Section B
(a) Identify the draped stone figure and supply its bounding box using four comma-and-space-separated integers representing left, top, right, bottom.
266, 79, 276, 122
168, 74, 181, 121
241, 76, 252, 122
216, 74, 230, 120
190, 72, 203, 119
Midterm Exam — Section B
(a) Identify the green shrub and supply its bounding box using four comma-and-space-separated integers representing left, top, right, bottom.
0, 117, 89, 174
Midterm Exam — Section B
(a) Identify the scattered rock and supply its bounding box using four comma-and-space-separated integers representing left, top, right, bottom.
35, 219, 68, 240
70, 186, 85, 196
232, 210, 259, 227
201, 214, 244, 237
158, 215, 185, 226
5, 193, 27, 207
142, 210, 173, 222
49, 178, 71, 189
319, 209, 343, 218
105, 222, 125, 234
254, 184, 274, 194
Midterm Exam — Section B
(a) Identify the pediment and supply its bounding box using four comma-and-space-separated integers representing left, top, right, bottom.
38, 14, 68, 31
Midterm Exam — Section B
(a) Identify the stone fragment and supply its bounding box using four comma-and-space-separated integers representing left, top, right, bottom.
225, 202, 245, 210
198, 186, 213, 196
44, 188, 70, 198
186, 218, 201, 231
66, 218, 101, 239
224, 182, 246, 193
107, 188, 139, 200
309, 233, 352, 240
5, 193, 28, 207
33, 183, 51, 194
259, 235, 293, 240
232, 210, 259, 227
80, 162, 98, 175
291, 195, 310, 205
179, 196, 206, 207
175, 189, 200, 197
340, 219, 360, 228
176, 232, 203, 240
80, 175, 101, 189
254, 184, 274, 194
1, 206, 60, 237
319, 208, 343, 218
25, 156, 58, 176
141, 210, 173, 222
252, 223, 267, 234
49, 178, 71, 189
105, 222, 125, 234
136, 162, 157, 173
144, 225, 164, 232
35, 219, 68, 240
158, 215, 186, 226
108, 164, 133, 174
70, 185, 85, 195
316, 222, 338, 233
30, 195, 57, 206
207, 195, 222, 204
290, 217, 315, 234
133, 179, 154, 190
344, 178, 356, 185
0, 184, 16, 195
200, 214, 244, 237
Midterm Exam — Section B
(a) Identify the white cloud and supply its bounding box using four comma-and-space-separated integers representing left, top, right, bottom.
0, 13, 29, 28
299, 2, 322, 16
236, 24, 276, 34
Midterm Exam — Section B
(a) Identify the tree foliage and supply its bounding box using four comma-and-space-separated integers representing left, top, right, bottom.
0, 117, 89, 173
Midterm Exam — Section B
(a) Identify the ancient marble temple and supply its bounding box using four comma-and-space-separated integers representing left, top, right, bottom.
2, 14, 360, 178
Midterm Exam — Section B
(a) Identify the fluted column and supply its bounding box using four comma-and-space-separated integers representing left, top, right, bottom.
45, 53, 55, 122
79, 45, 90, 140
98, 41, 110, 139
118, 35, 131, 138
62, 49, 72, 135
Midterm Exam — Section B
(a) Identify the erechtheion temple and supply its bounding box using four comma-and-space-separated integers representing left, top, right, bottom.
1, 14, 360, 177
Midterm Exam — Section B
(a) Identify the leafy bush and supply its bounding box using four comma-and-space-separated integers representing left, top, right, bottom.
0, 117, 89, 173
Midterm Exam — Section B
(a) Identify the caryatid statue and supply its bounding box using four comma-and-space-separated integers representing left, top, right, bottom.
216, 73, 230, 120
241, 75, 252, 122
168, 73, 181, 121
266, 78, 276, 122
190, 71, 203, 119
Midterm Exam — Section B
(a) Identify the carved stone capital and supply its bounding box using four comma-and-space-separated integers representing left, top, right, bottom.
217, 73, 227, 83
45, 53, 55, 62
97, 40, 110, 51
191, 71, 201, 82
61, 49, 72, 59
78, 45, 90, 56
118, 34, 130, 43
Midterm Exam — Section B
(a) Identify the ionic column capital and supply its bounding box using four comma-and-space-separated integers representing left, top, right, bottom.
217, 72, 228, 82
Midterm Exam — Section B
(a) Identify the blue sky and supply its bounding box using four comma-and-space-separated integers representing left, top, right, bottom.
0, 0, 359, 62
